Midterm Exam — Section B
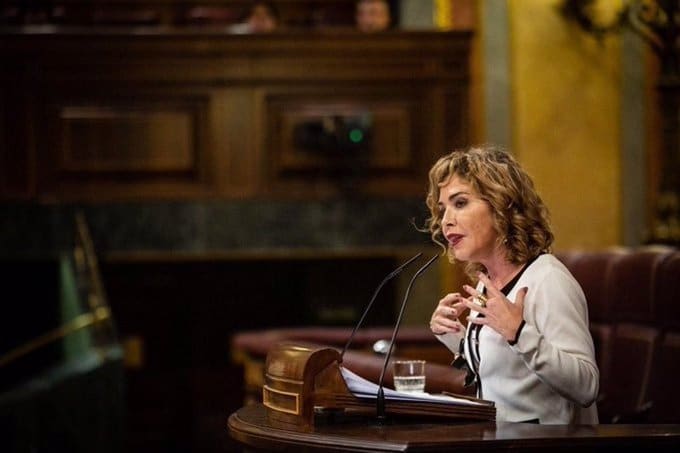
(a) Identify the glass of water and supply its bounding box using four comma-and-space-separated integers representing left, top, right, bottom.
393, 360, 426, 393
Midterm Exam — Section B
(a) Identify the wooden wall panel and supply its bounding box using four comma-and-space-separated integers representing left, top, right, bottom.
0, 30, 472, 201
269, 97, 413, 171
0, 89, 34, 198
58, 106, 196, 173
35, 92, 216, 200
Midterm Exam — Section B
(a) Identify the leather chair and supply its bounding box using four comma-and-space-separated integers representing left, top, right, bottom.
598, 322, 659, 423
554, 250, 582, 272
607, 246, 674, 324
594, 247, 672, 423
646, 250, 680, 422
566, 248, 628, 324
655, 250, 680, 331
647, 331, 680, 423
564, 248, 627, 410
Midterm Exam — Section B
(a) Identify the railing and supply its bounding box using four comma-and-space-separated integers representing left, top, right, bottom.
0, 212, 118, 371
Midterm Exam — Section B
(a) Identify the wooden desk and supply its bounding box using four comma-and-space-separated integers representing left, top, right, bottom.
228, 404, 680, 452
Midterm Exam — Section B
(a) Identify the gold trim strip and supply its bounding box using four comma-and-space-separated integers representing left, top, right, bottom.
0, 306, 111, 369
265, 373, 304, 385
262, 385, 300, 415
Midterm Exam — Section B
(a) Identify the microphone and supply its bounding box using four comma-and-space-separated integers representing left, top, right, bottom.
340, 252, 422, 360
376, 253, 439, 422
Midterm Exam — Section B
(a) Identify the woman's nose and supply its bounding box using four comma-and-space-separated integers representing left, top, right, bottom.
443, 207, 456, 226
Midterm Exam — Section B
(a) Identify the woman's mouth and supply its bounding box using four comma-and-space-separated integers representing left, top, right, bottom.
446, 234, 463, 247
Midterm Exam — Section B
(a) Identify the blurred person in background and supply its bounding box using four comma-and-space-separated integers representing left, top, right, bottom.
230, 1, 280, 33
355, 0, 392, 32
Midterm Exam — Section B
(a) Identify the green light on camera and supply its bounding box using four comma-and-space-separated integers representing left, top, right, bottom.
349, 129, 364, 143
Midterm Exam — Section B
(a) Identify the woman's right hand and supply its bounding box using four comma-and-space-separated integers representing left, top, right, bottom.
430, 292, 466, 335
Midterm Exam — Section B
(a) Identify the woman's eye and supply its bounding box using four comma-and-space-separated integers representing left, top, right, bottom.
454, 198, 467, 208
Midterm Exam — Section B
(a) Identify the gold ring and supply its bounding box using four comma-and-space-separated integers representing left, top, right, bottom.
474, 294, 488, 308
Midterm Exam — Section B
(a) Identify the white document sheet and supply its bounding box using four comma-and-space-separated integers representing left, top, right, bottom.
339, 366, 482, 406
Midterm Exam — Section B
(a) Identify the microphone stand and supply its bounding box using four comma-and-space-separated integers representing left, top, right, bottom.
376, 253, 439, 423
340, 252, 422, 360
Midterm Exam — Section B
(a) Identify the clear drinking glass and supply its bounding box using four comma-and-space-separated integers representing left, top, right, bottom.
392, 360, 426, 393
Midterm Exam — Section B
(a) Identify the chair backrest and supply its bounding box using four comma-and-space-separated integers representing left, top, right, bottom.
566, 248, 627, 323
554, 250, 581, 271
647, 249, 680, 423
647, 331, 680, 423
589, 246, 674, 423
607, 247, 674, 324
655, 250, 680, 331
598, 322, 660, 423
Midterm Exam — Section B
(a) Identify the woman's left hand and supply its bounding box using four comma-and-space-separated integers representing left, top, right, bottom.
462, 272, 527, 343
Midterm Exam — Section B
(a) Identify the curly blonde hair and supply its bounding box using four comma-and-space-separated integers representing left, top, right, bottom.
425, 145, 554, 277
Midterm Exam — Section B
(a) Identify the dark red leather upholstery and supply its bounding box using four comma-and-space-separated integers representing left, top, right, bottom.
559, 247, 678, 423
646, 251, 680, 422
655, 251, 680, 330
647, 331, 680, 423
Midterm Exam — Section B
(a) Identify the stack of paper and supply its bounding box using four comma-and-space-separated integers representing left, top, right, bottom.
340, 366, 483, 406
330, 365, 496, 421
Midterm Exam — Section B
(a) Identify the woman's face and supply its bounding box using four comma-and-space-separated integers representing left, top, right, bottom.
438, 175, 500, 264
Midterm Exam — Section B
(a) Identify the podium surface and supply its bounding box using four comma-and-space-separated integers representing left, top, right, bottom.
228, 403, 680, 452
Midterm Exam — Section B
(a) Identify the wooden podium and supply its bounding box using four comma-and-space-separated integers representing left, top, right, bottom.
229, 404, 680, 452
229, 342, 680, 452
261, 341, 495, 432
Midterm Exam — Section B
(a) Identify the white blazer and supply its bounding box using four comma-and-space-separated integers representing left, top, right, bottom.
436, 254, 599, 424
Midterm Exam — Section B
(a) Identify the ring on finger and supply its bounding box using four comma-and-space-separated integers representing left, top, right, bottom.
473, 294, 488, 308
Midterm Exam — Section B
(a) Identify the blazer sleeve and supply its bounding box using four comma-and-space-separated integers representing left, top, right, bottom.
510, 266, 600, 407
434, 324, 466, 355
